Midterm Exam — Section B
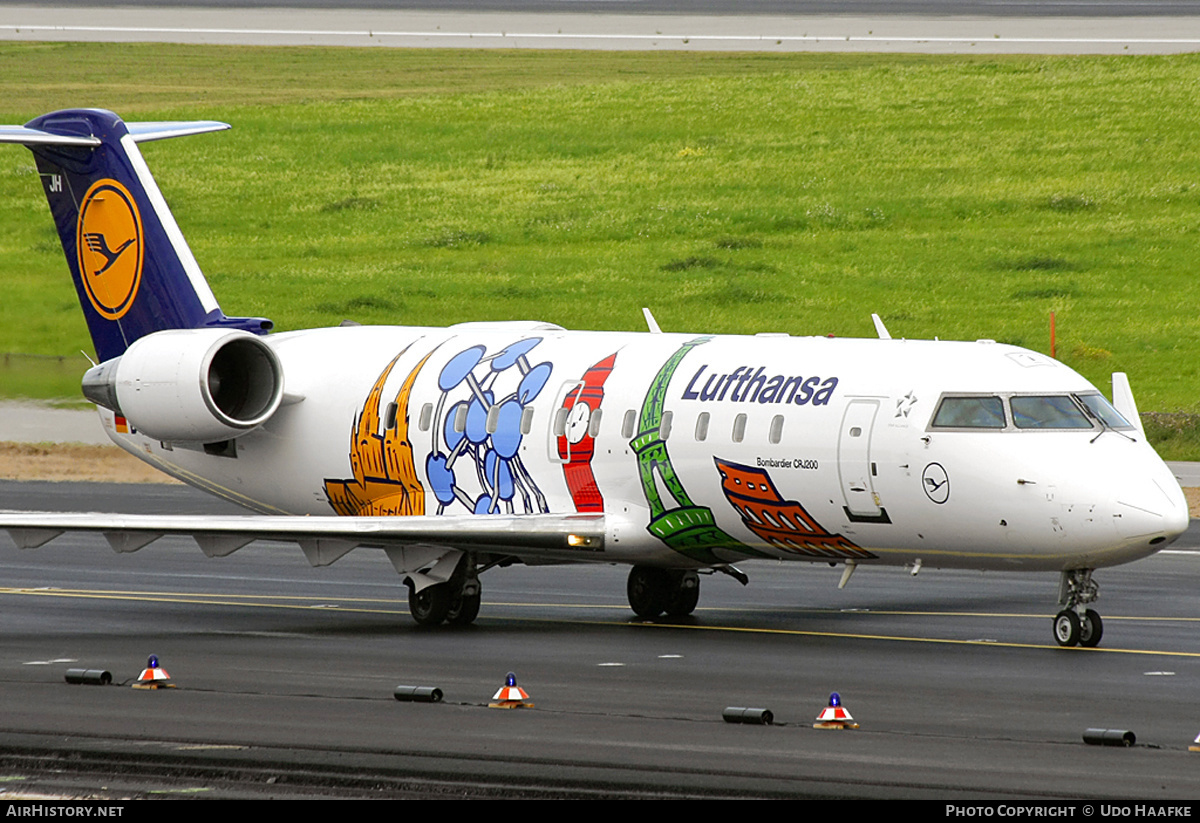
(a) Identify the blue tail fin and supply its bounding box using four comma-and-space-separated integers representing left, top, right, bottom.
0, 108, 271, 362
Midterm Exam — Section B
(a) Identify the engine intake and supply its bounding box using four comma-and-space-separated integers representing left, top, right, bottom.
83, 329, 284, 442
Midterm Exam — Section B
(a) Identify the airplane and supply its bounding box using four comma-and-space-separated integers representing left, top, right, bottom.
0, 108, 1188, 647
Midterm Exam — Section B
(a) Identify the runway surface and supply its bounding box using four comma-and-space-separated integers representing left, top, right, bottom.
4, 2, 1200, 53
10, 0, 1200, 15
2, 479, 1200, 798
2, 3, 1199, 796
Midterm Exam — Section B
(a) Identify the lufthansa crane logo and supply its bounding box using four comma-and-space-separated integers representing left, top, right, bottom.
921, 462, 950, 504
76, 179, 143, 320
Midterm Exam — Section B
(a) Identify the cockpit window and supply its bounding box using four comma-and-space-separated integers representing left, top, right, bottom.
931, 396, 1006, 429
1010, 395, 1092, 429
1076, 392, 1136, 430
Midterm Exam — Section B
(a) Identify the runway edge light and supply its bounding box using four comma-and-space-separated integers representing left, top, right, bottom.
132, 654, 175, 690
814, 692, 858, 730
489, 671, 533, 709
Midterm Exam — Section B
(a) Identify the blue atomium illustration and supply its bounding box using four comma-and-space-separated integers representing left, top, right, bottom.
425, 337, 553, 514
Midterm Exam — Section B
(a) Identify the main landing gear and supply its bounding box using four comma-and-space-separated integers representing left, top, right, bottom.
626, 566, 700, 619
407, 555, 482, 627
1053, 568, 1103, 648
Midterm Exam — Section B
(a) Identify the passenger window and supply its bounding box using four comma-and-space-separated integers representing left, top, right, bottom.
1010, 396, 1091, 429
553, 406, 569, 436
622, 409, 636, 439
418, 403, 433, 432
732, 413, 747, 443
384, 401, 398, 430
521, 406, 534, 435
660, 411, 674, 440
931, 396, 1006, 429
588, 408, 603, 438
769, 415, 784, 445
453, 403, 468, 433
695, 412, 710, 441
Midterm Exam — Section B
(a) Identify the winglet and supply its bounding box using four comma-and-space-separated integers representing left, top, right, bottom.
871, 313, 892, 340
643, 307, 663, 334
1111, 372, 1145, 437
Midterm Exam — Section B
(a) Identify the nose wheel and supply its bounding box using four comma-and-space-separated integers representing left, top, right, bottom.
1053, 569, 1103, 647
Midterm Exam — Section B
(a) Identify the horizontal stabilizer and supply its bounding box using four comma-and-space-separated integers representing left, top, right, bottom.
0, 120, 228, 147
0, 126, 100, 147
125, 121, 231, 142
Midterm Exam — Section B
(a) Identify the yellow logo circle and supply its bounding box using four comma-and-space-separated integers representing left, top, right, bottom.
76, 179, 143, 320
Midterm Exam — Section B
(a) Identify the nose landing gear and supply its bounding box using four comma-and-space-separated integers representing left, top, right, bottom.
1053, 569, 1103, 647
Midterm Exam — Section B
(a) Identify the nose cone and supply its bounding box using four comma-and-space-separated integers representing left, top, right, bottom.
1113, 460, 1189, 549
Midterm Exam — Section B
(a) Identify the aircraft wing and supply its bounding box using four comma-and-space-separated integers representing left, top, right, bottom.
0, 511, 606, 587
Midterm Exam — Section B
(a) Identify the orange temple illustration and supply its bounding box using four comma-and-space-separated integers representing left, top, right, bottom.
714, 458, 875, 559
325, 350, 430, 517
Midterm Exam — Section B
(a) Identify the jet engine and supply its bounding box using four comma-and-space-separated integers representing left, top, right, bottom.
82, 328, 284, 443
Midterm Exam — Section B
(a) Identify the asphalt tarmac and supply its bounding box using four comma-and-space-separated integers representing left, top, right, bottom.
1, 479, 1200, 798
3, 2, 1200, 53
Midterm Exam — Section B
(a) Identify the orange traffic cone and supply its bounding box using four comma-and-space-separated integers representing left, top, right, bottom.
489, 671, 533, 709
814, 692, 857, 729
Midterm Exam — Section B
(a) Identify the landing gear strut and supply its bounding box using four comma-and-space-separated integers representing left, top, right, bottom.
627, 566, 700, 618
1053, 569, 1103, 648
408, 554, 481, 627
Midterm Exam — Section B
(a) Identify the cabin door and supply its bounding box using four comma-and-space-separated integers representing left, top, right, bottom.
837, 399, 885, 521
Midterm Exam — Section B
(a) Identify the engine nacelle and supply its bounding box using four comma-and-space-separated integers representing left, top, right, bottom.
83, 329, 284, 443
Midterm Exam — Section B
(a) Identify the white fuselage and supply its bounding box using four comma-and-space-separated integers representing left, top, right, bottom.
98, 323, 1188, 573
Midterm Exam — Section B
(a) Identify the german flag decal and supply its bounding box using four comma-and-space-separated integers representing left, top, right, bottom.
76, 178, 143, 320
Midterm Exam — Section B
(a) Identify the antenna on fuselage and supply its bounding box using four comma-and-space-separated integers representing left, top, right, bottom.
871, 313, 891, 340
643, 307, 663, 334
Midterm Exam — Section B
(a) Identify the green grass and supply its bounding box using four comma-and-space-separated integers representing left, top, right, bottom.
3, 43, 1200, 452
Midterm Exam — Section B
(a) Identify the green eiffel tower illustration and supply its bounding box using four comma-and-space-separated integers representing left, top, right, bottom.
630, 337, 768, 564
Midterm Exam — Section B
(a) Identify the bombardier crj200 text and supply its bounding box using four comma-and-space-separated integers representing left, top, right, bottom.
0, 109, 1188, 647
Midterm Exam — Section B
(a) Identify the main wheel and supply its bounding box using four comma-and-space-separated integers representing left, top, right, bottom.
627, 567, 670, 618
1079, 609, 1103, 648
446, 589, 482, 626
1053, 609, 1081, 647
664, 571, 700, 617
409, 583, 452, 626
